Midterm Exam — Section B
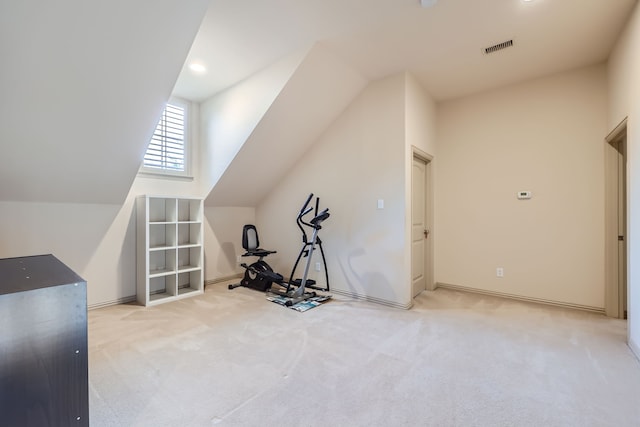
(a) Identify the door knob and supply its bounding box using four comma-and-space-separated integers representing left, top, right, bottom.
424, 229, 430, 239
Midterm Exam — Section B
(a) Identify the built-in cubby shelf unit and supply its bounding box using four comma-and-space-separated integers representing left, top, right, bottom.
137, 195, 204, 306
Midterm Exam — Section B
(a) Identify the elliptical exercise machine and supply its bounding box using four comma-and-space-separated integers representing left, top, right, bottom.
283, 193, 330, 293
228, 194, 330, 306
269, 194, 330, 305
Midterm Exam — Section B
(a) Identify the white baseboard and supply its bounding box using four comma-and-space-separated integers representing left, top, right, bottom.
87, 276, 242, 310
88, 295, 137, 310
331, 288, 412, 310
205, 274, 242, 287
629, 337, 640, 363
436, 282, 605, 314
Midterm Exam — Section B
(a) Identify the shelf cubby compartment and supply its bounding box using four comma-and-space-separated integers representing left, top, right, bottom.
149, 274, 177, 302
148, 249, 176, 277
178, 198, 202, 222
149, 223, 177, 249
177, 246, 201, 272
177, 270, 202, 296
149, 198, 177, 223
177, 223, 201, 246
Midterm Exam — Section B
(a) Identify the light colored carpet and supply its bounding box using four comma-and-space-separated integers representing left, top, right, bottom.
88, 282, 640, 426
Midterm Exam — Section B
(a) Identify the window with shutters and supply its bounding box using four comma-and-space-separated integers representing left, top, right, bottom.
140, 98, 191, 178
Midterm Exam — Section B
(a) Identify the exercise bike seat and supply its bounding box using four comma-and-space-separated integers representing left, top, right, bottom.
243, 248, 277, 258
241, 224, 277, 258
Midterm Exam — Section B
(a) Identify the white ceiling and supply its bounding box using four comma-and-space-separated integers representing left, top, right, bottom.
173, 0, 637, 103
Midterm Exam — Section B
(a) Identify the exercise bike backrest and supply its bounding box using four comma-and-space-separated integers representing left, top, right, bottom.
241, 224, 276, 258
242, 224, 259, 251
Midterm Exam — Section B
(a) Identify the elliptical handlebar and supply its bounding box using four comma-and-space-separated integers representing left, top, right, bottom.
298, 194, 319, 225
299, 193, 314, 215
296, 193, 330, 242
296, 194, 313, 244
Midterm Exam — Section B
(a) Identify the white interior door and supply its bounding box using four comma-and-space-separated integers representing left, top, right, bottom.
412, 156, 427, 297
605, 121, 627, 319
617, 136, 627, 319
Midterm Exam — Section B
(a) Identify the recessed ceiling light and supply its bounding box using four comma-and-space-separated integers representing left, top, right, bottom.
188, 62, 207, 74
420, 0, 437, 8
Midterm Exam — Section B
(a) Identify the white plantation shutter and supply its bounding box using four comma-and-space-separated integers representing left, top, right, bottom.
143, 102, 186, 173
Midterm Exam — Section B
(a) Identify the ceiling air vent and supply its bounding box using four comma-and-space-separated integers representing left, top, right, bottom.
484, 39, 513, 55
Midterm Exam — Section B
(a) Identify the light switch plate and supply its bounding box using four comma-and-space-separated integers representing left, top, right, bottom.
517, 191, 532, 200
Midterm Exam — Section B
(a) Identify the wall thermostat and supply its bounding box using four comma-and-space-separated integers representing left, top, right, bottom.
517, 191, 532, 200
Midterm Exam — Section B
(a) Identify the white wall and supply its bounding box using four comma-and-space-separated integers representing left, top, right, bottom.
0, 184, 252, 308
0, 168, 206, 307
203, 43, 367, 207
608, 2, 640, 359
203, 207, 255, 281
0, 201, 144, 307
257, 73, 430, 308
0, 100, 248, 307
435, 64, 608, 309
0, 201, 127, 305
196, 46, 312, 285
405, 74, 438, 158
0, 0, 212, 307
199, 48, 308, 199
0, 42, 365, 308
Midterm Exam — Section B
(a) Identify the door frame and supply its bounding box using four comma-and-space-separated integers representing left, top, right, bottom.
412, 146, 434, 292
604, 117, 627, 319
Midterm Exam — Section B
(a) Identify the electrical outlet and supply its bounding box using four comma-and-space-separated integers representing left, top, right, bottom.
315, 262, 321, 272
496, 267, 504, 278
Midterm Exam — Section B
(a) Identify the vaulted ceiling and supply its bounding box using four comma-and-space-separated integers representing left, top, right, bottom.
174, 0, 637, 102
1, 0, 636, 205
180, 0, 637, 208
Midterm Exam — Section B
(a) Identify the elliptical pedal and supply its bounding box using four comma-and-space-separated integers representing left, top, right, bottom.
290, 278, 316, 287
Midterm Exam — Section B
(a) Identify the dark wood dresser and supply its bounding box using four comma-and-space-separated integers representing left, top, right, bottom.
0, 254, 88, 427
